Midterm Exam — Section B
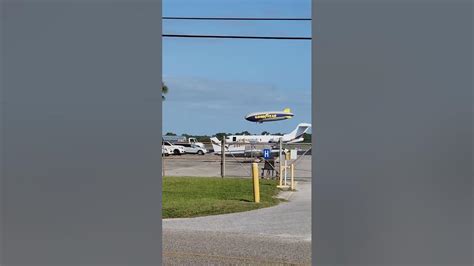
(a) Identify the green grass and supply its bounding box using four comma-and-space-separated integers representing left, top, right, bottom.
163, 176, 281, 219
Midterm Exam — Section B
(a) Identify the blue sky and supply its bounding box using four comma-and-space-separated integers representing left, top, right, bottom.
163, 0, 311, 135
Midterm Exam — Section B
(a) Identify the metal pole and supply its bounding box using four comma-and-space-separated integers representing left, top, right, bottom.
252, 163, 260, 203
162, 154, 165, 177
291, 163, 295, 190
279, 137, 283, 186
221, 137, 225, 178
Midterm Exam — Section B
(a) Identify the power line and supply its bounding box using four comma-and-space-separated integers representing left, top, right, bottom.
162, 34, 311, 40
163, 17, 311, 21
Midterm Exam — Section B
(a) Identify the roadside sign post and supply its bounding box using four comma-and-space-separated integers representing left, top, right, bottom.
262, 148, 271, 179
290, 149, 297, 160
251, 163, 260, 203
277, 140, 291, 189
263, 149, 271, 160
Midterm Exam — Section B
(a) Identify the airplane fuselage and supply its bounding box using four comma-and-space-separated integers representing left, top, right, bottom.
210, 123, 311, 156
225, 135, 282, 144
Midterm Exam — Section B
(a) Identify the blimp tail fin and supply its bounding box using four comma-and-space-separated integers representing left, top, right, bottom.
283, 108, 291, 113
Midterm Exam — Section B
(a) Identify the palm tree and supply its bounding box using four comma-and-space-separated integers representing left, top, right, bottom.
162, 81, 168, 100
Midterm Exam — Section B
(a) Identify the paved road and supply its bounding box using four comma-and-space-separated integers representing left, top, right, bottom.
163, 181, 312, 265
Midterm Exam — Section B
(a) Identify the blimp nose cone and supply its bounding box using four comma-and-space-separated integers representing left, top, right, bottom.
245, 114, 257, 122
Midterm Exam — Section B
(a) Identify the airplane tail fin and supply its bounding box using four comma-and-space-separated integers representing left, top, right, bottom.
282, 123, 311, 142
210, 137, 222, 154
283, 108, 291, 113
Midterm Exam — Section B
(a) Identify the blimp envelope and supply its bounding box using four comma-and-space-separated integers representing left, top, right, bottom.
245, 108, 294, 123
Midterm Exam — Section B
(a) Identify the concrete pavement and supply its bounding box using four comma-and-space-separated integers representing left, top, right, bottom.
163, 181, 312, 265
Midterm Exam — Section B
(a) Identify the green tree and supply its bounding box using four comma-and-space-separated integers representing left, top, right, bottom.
303, 133, 312, 143
162, 81, 168, 100
165, 132, 176, 136
235, 131, 251, 136
214, 132, 227, 140
196, 136, 210, 142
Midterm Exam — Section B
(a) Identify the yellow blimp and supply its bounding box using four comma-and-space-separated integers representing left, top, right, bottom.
245, 108, 294, 123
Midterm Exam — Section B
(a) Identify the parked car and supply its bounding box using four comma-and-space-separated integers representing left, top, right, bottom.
162, 141, 185, 155
162, 145, 173, 156
180, 143, 207, 155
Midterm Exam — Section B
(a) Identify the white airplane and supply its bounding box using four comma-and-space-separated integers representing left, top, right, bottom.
210, 123, 311, 156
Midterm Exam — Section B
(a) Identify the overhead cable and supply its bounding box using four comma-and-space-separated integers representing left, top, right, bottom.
162, 34, 311, 40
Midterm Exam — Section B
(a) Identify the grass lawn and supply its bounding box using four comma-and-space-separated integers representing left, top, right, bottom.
163, 176, 282, 219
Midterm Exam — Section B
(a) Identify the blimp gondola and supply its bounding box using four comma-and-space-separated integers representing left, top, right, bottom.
245, 108, 294, 123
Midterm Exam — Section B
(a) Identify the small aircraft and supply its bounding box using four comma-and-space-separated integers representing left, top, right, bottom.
245, 108, 294, 123
210, 123, 311, 156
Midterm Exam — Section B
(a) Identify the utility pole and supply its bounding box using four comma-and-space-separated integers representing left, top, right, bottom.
221, 137, 225, 178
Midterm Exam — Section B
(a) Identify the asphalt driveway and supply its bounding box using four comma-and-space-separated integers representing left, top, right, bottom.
163, 181, 312, 265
